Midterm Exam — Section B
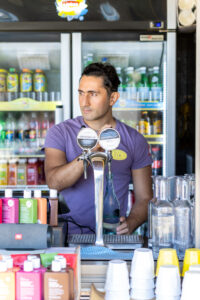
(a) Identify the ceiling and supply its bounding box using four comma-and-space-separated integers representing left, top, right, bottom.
0, 0, 166, 22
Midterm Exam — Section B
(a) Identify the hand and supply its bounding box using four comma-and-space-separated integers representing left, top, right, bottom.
116, 216, 132, 235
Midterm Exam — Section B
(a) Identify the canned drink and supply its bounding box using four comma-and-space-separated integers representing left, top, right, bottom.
0, 69, 7, 92
20, 68, 32, 92
7, 68, 19, 92
33, 69, 46, 92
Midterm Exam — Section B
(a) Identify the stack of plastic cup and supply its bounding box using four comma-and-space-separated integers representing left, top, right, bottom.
181, 270, 200, 299
155, 265, 181, 300
130, 248, 155, 300
182, 248, 200, 276
104, 260, 130, 300
156, 249, 180, 276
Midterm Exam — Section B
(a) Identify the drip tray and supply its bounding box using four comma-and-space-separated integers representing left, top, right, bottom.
67, 234, 143, 250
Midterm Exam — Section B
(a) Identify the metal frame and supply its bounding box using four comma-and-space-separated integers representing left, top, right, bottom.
195, 1, 200, 248
72, 33, 82, 118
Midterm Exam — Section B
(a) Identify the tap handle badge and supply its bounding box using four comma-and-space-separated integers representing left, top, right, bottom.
99, 128, 120, 151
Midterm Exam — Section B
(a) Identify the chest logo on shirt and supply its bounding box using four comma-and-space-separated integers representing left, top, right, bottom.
112, 149, 127, 160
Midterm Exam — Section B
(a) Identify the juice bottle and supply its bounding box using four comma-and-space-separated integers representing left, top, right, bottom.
44, 260, 70, 300
8, 158, 17, 185
0, 159, 8, 185
7, 68, 19, 92
33, 69, 46, 92
16, 260, 42, 300
139, 111, 147, 135
152, 111, 162, 134
27, 158, 38, 185
17, 158, 27, 185
0, 69, 7, 92
2, 189, 19, 224
19, 189, 37, 224
20, 68, 32, 93
34, 189, 47, 224
0, 260, 15, 300
49, 189, 58, 226
38, 158, 45, 185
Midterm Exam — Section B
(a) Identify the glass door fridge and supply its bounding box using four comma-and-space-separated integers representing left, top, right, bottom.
72, 31, 176, 177
0, 33, 71, 191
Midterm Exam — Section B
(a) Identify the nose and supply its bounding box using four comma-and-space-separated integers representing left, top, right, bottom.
79, 93, 90, 107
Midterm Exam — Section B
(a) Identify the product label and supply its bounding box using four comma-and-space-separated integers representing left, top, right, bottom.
5, 130, 14, 141
152, 160, 162, 169
34, 74, 45, 92
0, 73, 6, 92
138, 86, 149, 101
7, 74, 18, 92
20, 73, 32, 92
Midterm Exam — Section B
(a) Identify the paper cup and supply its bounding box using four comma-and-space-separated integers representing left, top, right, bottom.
130, 287, 155, 300
130, 277, 154, 290
155, 265, 181, 296
182, 248, 200, 276
130, 248, 154, 279
156, 249, 180, 276
189, 264, 200, 272
105, 290, 129, 300
105, 260, 129, 291
181, 270, 200, 299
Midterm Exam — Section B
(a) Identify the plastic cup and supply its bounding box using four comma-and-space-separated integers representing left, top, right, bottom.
130, 248, 154, 279
156, 249, 180, 276
105, 290, 129, 300
130, 277, 154, 290
189, 264, 200, 272
155, 265, 181, 296
130, 287, 155, 300
182, 248, 200, 276
181, 270, 200, 299
104, 260, 129, 292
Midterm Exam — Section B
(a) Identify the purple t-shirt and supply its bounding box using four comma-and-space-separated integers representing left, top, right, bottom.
45, 116, 152, 234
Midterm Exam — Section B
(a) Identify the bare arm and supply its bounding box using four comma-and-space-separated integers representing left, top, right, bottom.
116, 165, 153, 234
45, 148, 85, 192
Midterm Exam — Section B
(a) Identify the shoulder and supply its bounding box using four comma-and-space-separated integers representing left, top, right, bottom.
48, 116, 83, 135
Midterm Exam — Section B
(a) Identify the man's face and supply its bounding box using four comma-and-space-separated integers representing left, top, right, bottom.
78, 75, 112, 122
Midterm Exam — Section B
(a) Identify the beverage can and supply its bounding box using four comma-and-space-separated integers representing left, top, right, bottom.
33, 69, 46, 92
20, 68, 32, 92
7, 68, 19, 92
0, 69, 7, 92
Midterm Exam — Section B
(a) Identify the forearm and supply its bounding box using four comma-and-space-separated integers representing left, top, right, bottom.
126, 198, 149, 233
45, 156, 84, 191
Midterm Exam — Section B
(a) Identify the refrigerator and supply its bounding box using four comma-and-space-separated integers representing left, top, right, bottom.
0, 33, 71, 192
71, 29, 176, 177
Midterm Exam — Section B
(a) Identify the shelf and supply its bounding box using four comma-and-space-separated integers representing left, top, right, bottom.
144, 134, 163, 139
148, 141, 163, 145
0, 154, 45, 158
0, 98, 62, 111
113, 100, 163, 110
0, 185, 49, 191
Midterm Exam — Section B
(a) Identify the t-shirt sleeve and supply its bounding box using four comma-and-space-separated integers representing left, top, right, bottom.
44, 125, 66, 152
131, 132, 153, 170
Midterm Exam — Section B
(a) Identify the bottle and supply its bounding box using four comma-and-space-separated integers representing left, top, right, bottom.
33, 69, 46, 92
34, 189, 47, 224
86, 53, 94, 66
0, 260, 15, 300
20, 68, 32, 93
2, 189, 19, 224
5, 112, 17, 151
7, 158, 17, 185
16, 260, 42, 300
0, 69, 7, 92
0, 159, 8, 185
137, 67, 150, 101
17, 113, 29, 153
19, 189, 37, 224
49, 189, 58, 226
29, 112, 39, 152
116, 67, 123, 97
151, 66, 162, 102
27, 158, 38, 185
40, 112, 49, 147
38, 158, 45, 185
152, 111, 162, 134
125, 66, 137, 100
103, 163, 120, 234
151, 145, 162, 176
152, 177, 175, 253
139, 111, 147, 135
174, 178, 191, 256
0, 118, 6, 148
17, 158, 27, 185
7, 68, 19, 93
44, 260, 70, 300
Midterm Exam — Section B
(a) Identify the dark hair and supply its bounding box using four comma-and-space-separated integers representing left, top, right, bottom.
81, 62, 120, 95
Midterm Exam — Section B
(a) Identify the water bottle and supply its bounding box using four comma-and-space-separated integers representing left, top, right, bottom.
29, 112, 39, 153
0, 118, 5, 149
116, 67, 124, 98
152, 177, 175, 253
125, 66, 137, 100
103, 164, 120, 235
137, 67, 150, 101
174, 178, 191, 256
5, 112, 17, 153
17, 113, 29, 154
151, 66, 163, 102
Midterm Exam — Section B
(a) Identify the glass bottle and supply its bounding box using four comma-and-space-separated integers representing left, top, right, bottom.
152, 177, 175, 253
103, 162, 120, 235
174, 178, 191, 256
137, 66, 150, 101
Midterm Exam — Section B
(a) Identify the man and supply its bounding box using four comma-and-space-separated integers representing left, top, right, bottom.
45, 63, 153, 235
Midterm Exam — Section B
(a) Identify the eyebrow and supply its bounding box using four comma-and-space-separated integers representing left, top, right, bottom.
78, 89, 100, 93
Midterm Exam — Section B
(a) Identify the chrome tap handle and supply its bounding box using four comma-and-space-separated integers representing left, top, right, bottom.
83, 159, 88, 179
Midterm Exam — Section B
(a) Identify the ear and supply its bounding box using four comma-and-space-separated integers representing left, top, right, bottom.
109, 92, 120, 106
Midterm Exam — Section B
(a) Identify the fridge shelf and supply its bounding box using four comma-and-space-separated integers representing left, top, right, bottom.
0, 154, 45, 158
113, 101, 163, 110
113, 107, 163, 111
144, 134, 163, 139
0, 185, 49, 191
148, 141, 163, 145
0, 99, 62, 111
